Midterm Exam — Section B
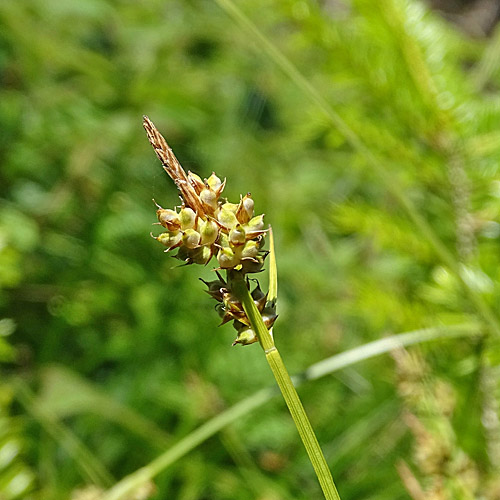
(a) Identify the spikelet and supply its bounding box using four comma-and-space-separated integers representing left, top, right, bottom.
145, 117, 276, 346
144, 116, 267, 271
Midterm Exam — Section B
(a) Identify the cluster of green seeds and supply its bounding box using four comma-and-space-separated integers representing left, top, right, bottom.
152, 171, 267, 271
144, 116, 276, 346
202, 273, 278, 346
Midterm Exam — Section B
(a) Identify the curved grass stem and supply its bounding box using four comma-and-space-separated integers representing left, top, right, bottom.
14, 379, 115, 488
229, 270, 341, 500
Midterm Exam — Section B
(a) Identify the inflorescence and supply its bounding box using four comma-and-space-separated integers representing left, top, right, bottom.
144, 116, 277, 345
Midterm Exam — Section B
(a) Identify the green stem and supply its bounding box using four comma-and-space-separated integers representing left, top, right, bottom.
229, 270, 341, 500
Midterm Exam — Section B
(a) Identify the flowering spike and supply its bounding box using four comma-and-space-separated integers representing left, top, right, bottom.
142, 118, 340, 499
145, 117, 275, 346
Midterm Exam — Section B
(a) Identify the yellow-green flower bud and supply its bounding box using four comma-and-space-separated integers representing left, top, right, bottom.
206, 172, 226, 198
217, 246, 239, 268
221, 202, 238, 213
217, 206, 238, 230
229, 224, 246, 246
153, 231, 182, 251
236, 194, 254, 224
246, 214, 265, 232
232, 326, 258, 346
205, 172, 222, 191
241, 240, 259, 260
183, 228, 201, 249
200, 188, 217, 212
199, 219, 219, 246
156, 208, 181, 231
179, 207, 196, 230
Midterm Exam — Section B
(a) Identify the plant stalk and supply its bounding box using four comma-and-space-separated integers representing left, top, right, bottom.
229, 270, 341, 500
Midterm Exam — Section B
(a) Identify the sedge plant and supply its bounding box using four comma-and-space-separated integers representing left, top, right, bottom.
143, 116, 341, 500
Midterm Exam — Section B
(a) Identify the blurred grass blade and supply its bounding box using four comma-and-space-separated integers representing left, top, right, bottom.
471, 24, 500, 90
101, 322, 482, 500
301, 323, 482, 382
13, 379, 115, 488
213, 0, 362, 153
101, 387, 273, 500
38, 365, 170, 449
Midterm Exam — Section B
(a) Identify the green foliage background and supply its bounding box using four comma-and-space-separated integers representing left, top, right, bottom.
1, 0, 500, 498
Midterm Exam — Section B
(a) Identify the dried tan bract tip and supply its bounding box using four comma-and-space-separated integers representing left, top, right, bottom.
143, 116, 205, 216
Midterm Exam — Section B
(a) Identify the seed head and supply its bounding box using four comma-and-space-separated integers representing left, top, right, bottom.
144, 117, 276, 346
145, 116, 267, 272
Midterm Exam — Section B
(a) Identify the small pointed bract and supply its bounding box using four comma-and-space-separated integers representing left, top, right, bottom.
143, 116, 205, 216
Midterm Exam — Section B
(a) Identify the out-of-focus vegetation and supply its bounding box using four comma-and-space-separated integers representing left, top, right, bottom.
2, 0, 500, 498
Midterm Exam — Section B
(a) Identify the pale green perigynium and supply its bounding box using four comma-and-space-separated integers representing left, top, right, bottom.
143, 116, 276, 345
